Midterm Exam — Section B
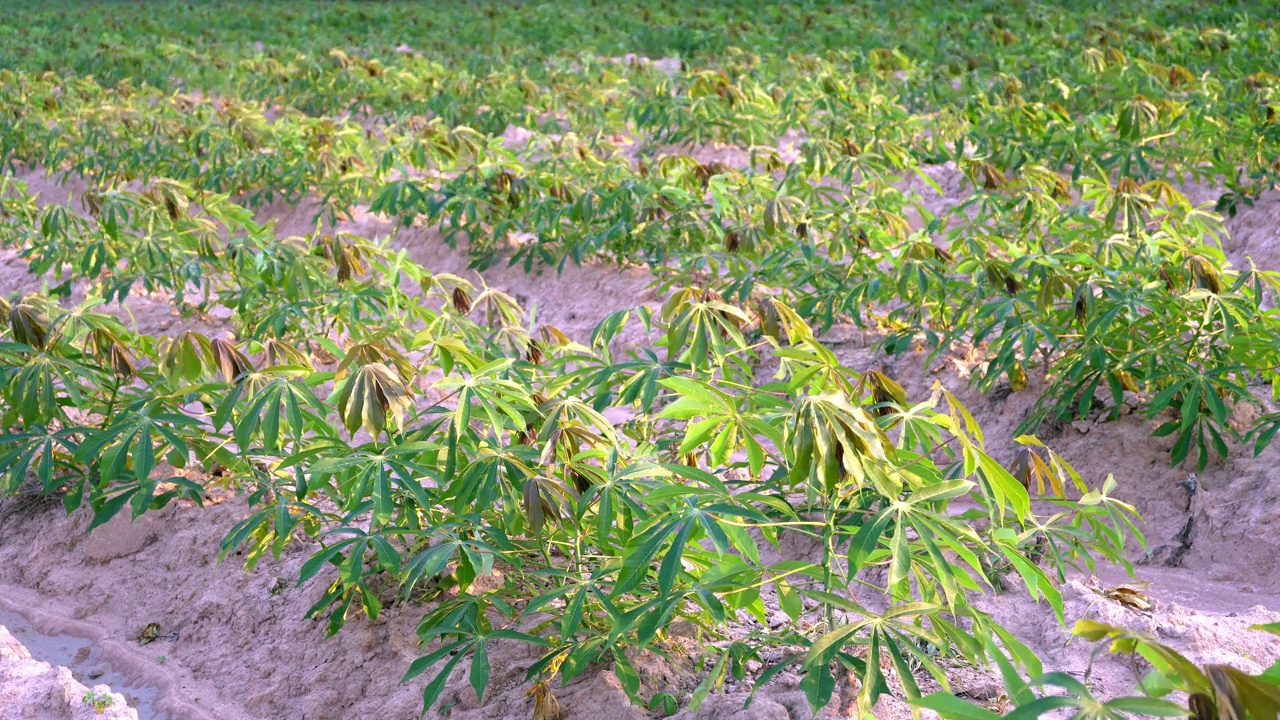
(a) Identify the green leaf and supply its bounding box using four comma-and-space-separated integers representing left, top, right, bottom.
614, 519, 675, 596
420, 648, 468, 711
89, 489, 135, 531
679, 416, 722, 454
658, 376, 724, 406
804, 622, 864, 673
1004, 695, 1079, 719
613, 647, 641, 700
688, 648, 729, 714
299, 539, 357, 585
908, 479, 975, 505
469, 641, 490, 701
1071, 618, 1116, 642
1251, 622, 1280, 636
884, 633, 921, 701
913, 692, 1003, 720
657, 519, 693, 597
800, 659, 836, 712
888, 520, 912, 599
776, 579, 802, 621
402, 638, 469, 683
977, 450, 1030, 520
1103, 696, 1187, 716
848, 508, 891, 572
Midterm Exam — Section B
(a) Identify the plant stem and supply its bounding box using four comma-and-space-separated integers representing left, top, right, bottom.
821, 493, 837, 631
100, 379, 119, 430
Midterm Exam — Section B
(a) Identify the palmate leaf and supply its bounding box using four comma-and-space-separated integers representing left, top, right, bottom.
522, 474, 571, 535
660, 286, 752, 370
1013, 435, 1087, 496
526, 680, 562, 720
259, 337, 314, 370
226, 373, 330, 453
614, 515, 681, 597
1102, 696, 1187, 717
854, 368, 907, 418
334, 341, 415, 383
983, 642, 1279, 720
404, 594, 548, 711
994, 528, 1063, 621
335, 362, 412, 439
868, 609, 948, 711
687, 647, 730, 715
446, 444, 532, 517
435, 359, 536, 440
658, 376, 781, 473
84, 328, 136, 379
76, 405, 196, 478
158, 330, 212, 383
210, 337, 254, 384
9, 299, 50, 350
1079, 621, 1205, 686
796, 598, 905, 711
0, 425, 83, 494
6, 354, 88, 425
309, 440, 438, 528
971, 446, 1032, 521
786, 391, 894, 493
220, 494, 322, 570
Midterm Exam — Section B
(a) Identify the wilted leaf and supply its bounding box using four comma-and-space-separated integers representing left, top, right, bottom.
335, 362, 412, 438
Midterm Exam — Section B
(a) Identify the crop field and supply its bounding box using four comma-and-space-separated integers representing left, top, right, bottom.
1, 1, 1280, 719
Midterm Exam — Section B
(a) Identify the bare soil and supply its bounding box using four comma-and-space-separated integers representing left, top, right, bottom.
0, 624, 138, 720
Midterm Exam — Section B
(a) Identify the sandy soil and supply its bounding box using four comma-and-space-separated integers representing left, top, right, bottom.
1, 156, 1279, 719
0, 625, 138, 720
